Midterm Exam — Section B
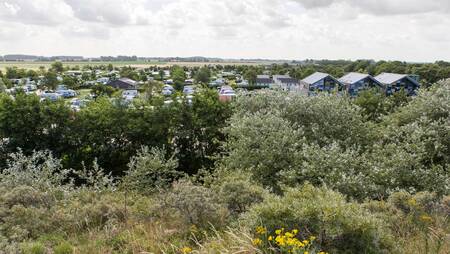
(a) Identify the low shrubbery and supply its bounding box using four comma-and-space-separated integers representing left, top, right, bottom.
0, 82, 449, 253
242, 184, 395, 254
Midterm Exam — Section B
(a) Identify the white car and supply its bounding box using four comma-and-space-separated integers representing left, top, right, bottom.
56, 89, 77, 98
162, 85, 174, 96
183, 85, 196, 95
122, 90, 138, 101
41, 92, 62, 102
70, 98, 88, 111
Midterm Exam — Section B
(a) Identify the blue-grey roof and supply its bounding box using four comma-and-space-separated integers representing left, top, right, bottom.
375, 73, 420, 86
338, 72, 371, 85
302, 72, 329, 84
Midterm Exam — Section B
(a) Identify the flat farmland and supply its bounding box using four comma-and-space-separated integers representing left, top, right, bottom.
0, 60, 267, 71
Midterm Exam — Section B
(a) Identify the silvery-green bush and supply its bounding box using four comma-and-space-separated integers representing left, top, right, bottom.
241, 184, 395, 254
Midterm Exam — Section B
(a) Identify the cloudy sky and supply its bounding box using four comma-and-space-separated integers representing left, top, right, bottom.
0, 0, 449, 61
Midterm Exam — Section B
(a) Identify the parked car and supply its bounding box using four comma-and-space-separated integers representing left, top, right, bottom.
162, 85, 175, 96
40, 92, 62, 102
183, 85, 196, 95
122, 89, 138, 101
56, 89, 77, 98
69, 98, 87, 111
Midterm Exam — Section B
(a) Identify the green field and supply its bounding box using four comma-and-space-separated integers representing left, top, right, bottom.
0, 60, 266, 71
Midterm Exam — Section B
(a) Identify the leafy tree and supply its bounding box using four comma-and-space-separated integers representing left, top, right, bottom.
62, 75, 78, 89
91, 84, 116, 97
195, 66, 211, 84
0, 93, 70, 160
222, 110, 303, 193
26, 70, 39, 80
0, 78, 6, 92
43, 71, 59, 90
51, 61, 64, 73
120, 66, 139, 80
172, 88, 232, 174
354, 88, 387, 122
171, 65, 187, 90
107, 63, 114, 72
244, 68, 257, 85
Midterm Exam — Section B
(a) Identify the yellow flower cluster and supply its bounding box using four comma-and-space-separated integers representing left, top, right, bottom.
252, 238, 263, 246
181, 247, 192, 254
419, 214, 433, 223
272, 228, 311, 250
256, 226, 268, 235
253, 227, 328, 254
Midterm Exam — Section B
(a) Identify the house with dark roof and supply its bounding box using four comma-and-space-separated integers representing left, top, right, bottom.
374, 73, 420, 96
272, 75, 305, 93
255, 75, 273, 88
338, 72, 383, 96
301, 72, 344, 94
107, 78, 138, 90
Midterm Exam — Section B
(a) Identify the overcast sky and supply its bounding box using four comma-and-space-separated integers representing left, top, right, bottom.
0, 0, 449, 61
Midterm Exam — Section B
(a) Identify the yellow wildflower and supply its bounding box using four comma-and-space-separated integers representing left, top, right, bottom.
256, 226, 267, 235
420, 215, 433, 223
292, 229, 299, 235
285, 232, 294, 238
268, 236, 273, 241
407, 198, 417, 206
309, 236, 316, 241
275, 235, 286, 246
275, 229, 282, 235
181, 247, 192, 254
304, 252, 309, 254
252, 238, 263, 246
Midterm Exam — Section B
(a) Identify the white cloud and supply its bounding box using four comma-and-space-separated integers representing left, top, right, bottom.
0, 0, 73, 25
0, 0, 449, 61
291, 0, 450, 15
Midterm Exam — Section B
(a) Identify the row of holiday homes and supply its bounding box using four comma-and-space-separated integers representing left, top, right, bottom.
253, 72, 421, 96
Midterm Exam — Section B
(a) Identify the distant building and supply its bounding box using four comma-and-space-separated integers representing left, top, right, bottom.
374, 73, 420, 96
339, 72, 383, 96
272, 75, 304, 93
255, 75, 273, 87
97, 77, 110, 85
209, 78, 226, 87
107, 78, 137, 90
301, 72, 343, 94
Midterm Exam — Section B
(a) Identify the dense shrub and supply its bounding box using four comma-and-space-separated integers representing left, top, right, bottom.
212, 171, 267, 215
154, 180, 228, 228
122, 146, 182, 193
222, 111, 303, 192
224, 82, 450, 199
242, 184, 395, 253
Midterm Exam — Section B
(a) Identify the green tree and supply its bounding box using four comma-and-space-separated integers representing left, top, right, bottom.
51, 61, 64, 73
0, 78, 6, 92
91, 84, 116, 97
107, 63, 114, 72
354, 88, 387, 122
195, 66, 211, 84
43, 71, 59, 90
0, 93, 70, 158
171, 65, 187, 90
171, 88, 232, 174
62, 75, 78, 89
244, 68, 257, 85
